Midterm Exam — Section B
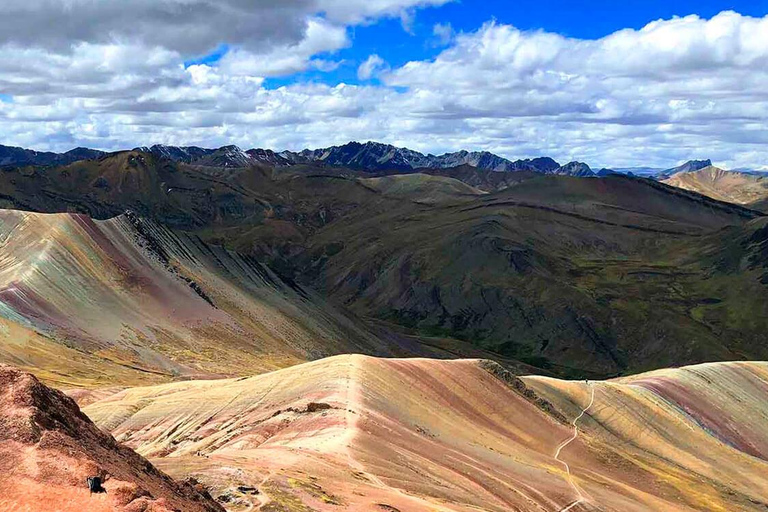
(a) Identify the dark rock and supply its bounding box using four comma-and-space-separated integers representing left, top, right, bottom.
306, 402, 332, 413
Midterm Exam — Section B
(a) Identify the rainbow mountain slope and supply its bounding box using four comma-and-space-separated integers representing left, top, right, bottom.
525, 361, 768, 511
0, 209, 426, 388
83, 355, 768, 511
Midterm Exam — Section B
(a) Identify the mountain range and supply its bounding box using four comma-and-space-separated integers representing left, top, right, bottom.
602, 160, 767, 179
2, 141, 592, 175
0, 144, 104, 167
7, 141, 768, 184
139, 141, 593, 175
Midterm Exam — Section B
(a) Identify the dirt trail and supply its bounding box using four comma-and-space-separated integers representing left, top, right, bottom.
554, 384, 595, 512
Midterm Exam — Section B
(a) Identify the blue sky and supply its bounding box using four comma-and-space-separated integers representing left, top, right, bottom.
1, 1, 768, 168
263, 0, 768, 87
360, 0, 768, 56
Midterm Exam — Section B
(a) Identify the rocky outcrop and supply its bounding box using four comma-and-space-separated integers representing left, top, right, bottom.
0, 364, 224, 512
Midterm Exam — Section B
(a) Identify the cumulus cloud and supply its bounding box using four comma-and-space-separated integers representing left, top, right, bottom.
215, 18, 350, 77
0, 6, 767, 169
357, 55, 388, 80
384, 12, 768, 167
0, 0, 451, 53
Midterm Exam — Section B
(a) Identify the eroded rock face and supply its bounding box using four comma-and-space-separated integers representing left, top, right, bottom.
0, 364, 224, 512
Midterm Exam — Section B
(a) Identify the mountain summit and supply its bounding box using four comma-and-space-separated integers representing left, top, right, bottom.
553, 161, 593, 177
661, 159, 713, 177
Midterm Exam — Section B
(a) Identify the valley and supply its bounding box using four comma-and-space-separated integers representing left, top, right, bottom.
0, 149, 767, 379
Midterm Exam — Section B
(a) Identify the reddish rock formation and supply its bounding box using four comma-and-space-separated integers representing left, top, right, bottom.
0, 364, 224, 512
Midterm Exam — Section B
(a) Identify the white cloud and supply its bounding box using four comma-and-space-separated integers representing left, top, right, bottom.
432, 22, 454, 45
1, 8, 768, 169
318, 0, 452, 25
383, 12, 768, 167
357, 55, 388, 80
215, 18, 350, 78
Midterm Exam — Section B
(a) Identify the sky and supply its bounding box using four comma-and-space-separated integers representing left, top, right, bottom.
1, 1, 768, 169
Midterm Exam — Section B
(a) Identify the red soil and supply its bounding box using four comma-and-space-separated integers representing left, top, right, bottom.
0, 364, 224, 512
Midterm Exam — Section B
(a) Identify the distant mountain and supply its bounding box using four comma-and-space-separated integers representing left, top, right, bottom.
281, 141, 426, 170
429, 149, 521, 172
517, 157, 561, 172
658, 159, 713, 179
0, 144, 104, 167
278, 141, 585, 174
134, 144, 210, 163
671, 159, 713, 173
607, 161, 713, 180
138, 141, 561, 173
135, 144, 259, 168
552, 161, 593, 177
731, 167, 768, 176
192, 145, 253, 167
246, 148, 292, 166
3, 140, 596, 176
662, 165, 768, 210
610, 167, 665, 177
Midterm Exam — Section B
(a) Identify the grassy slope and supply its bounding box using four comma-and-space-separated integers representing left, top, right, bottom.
293, 175, 766, 376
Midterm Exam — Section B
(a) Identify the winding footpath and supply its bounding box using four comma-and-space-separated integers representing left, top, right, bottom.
554, 384, 595, 512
